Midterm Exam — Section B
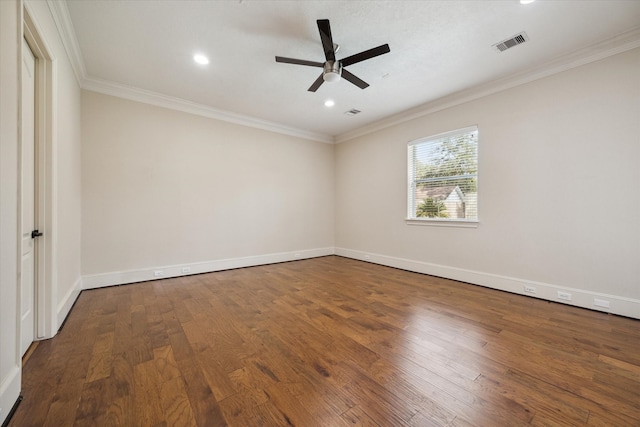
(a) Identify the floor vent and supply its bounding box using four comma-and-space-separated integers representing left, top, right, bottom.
344, 109, 361, 116
493, 32, 529, 52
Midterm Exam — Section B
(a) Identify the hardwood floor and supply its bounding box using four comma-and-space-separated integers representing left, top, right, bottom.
8, 256, 640, 426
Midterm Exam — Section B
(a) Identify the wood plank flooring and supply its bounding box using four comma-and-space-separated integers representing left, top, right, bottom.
8, 256, 640, 426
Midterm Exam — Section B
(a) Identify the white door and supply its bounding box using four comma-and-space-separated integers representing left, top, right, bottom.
20, 37, 36, 356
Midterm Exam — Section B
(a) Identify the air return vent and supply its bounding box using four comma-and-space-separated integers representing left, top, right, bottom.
493, 32, 529, 52
344, 109, 361, 116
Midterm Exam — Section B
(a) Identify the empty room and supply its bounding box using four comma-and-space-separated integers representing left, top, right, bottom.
1, 0, 639, 425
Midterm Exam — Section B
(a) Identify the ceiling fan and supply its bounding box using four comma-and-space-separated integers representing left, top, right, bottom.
275, 19, 391, 92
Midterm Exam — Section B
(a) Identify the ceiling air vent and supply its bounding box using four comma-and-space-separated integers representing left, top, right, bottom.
344, 109, 361, 116
493, 32, 529, 52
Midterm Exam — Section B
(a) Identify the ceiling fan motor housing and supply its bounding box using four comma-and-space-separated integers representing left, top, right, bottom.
323, 61, 342, 82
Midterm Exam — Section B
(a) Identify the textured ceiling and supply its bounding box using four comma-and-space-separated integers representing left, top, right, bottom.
64, 0, 640, 141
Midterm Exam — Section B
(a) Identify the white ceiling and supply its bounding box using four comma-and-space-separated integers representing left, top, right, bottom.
63, 0, 640, 142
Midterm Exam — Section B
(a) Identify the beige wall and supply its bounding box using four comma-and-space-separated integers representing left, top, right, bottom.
81, 91, 335, 277
0, 0, 22, 422
55, 42, 82, 323
336, 48, 640, 308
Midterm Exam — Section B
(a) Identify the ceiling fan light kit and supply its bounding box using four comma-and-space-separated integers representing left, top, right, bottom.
275, 19, 390, 92
323, 61, 341, 82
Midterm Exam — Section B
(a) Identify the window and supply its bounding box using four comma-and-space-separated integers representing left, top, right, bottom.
407, 126, 478, 224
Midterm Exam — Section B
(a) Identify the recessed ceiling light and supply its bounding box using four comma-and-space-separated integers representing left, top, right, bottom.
520, 0, 535, 4
324, 100, 335, 107
193, 54, 209, 65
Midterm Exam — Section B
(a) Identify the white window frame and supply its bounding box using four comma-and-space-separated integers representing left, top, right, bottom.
406, 126, 479, 228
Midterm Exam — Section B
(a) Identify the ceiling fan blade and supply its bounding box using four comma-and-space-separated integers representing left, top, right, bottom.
275, 56, 324, 67
317, 19, 336, 62
341, 69, 369, 90
308, 73, 325, 92
340, 44, 390, 67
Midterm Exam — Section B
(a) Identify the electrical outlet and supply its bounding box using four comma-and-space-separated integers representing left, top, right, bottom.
594, 298, 610, 308
557, 291, 572, 301
181, 267, 191, 274
154, 270, 163, 277
524, 285, 536, 294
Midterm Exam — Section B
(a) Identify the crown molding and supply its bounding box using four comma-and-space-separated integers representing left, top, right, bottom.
45, 0, 86, 84
82, 77, 334, 143
335, 27, 640, 143
43, 0, 334, 144
45, 0, 638, 145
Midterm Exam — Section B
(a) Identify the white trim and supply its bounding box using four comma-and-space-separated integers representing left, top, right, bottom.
45, 0, 85, 84
56, 276, 81, 330
82, 247, 335, 290
82, 78, 334, 144
41, 0, 334, 144
336, 28, 640, 143
0, 365, 21, 424
408, 125, 478, 146
81, 246, 640, 319
45, 0, 640, 146
405, 219, 478, 228
334, 248, 640, 320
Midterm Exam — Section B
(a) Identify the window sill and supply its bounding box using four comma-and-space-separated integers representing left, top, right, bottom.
405, 218, 479, 228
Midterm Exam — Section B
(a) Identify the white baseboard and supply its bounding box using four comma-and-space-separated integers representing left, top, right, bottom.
335, 247, 640, 320
80, 246, 639, 320
56, 276, 82, 329
0, 365, 21, 426
82, 247, 335, 290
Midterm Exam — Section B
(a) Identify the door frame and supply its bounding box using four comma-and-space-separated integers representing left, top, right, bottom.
20, 35, 36, 355
22, 5, 57, 340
